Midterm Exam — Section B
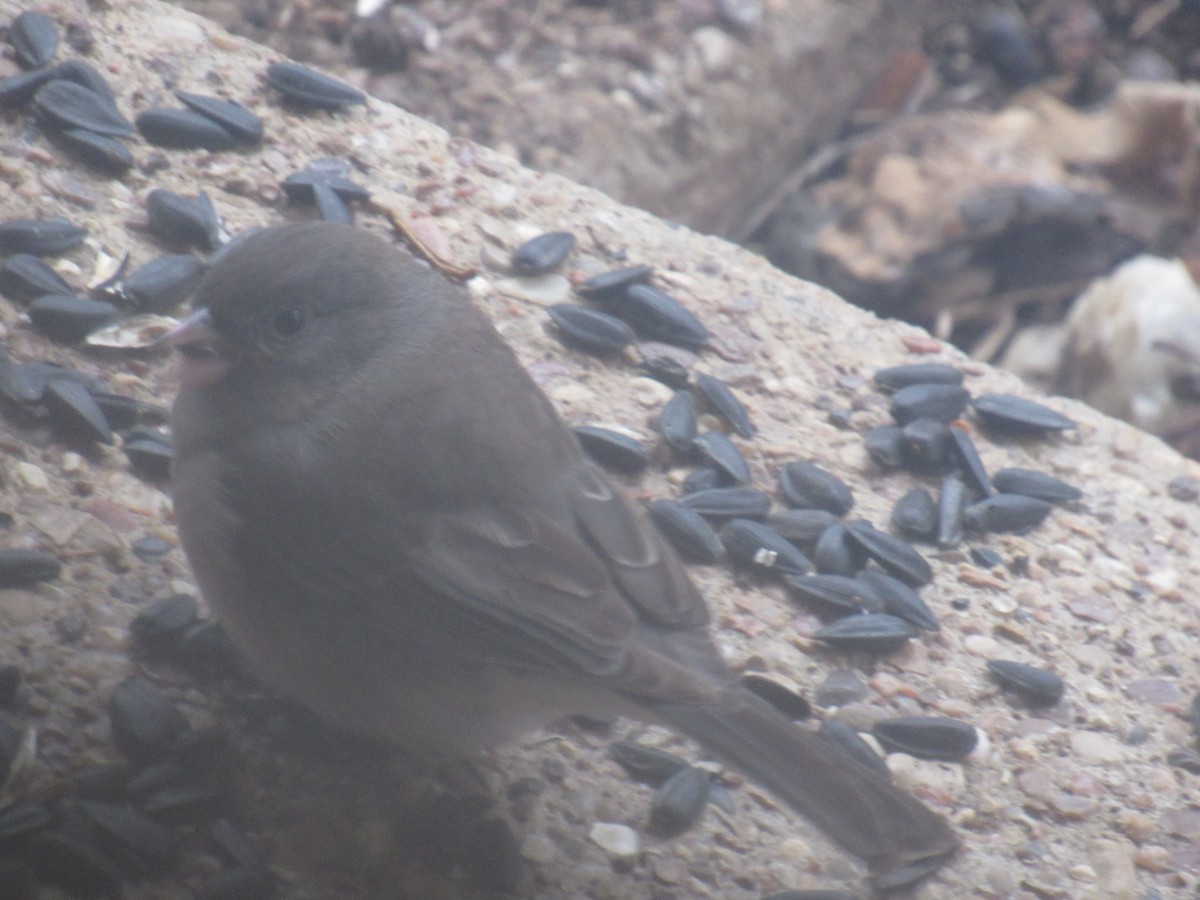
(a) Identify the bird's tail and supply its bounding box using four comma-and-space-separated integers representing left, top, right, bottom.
648, 693, 959, 886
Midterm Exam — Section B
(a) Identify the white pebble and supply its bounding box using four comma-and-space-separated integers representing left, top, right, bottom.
588, 822, 639, 858
13, 462, 49, 491
495, 274, 571, 306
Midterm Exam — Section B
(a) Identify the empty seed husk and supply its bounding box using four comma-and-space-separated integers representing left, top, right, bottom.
623, 283, 709, 348
766, 508, 840, 546
679, 487, 771, 520
547, 304, 633, 357
937, 476, 967, 548
33, 78, 133, 135
872, 716, 978, 761
175, 90, 263, 143
846, 522, 932, 586
145, 189, 222, 250
692, 430, 749, 484
890, 383, 970, 425
512, 231, 575, 276
8, 11, 58, 70
819, 719, 890, 778
608, 740, 688, 787
963, 494, 1052, 533
991, 467, 1082, 502
785, 573, 881, 615
972, 393, 1076, 434
695, 373, 754, 438
742, 675, 811, 720
0, 253, 72, 301
873, 362, 964, 392
0, 216, 87, 255
0, 548, 61, 587
266, 61, 367, 109
814, 614, 913, 654
811, 522, 866, 576
646, 765, 710, 837
57, 127, 134, 174
948, 425, 994, 496
986, 659, 1064, 706
575, 265, 653, 304
136, 107, 240, 151
720, 519, 811, 576
857, 569, 939, 631
572, 425, 649, 474
638, 342, 693, 389
659, 389, 698, 454
891, 487, 937, 540
648, 500, 723, 563
28, 295, 118, 343
777, 461, 853, 515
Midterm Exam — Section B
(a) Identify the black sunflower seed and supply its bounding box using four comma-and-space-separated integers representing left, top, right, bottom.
8, 11, 58, 70
765, 508, 839, 546
865, 424, 905, 468
891, 487, 937, 540
948, 426, 994, 496
572, 425, 649, 474
872, 716, 978, 761
972, 393, 1076, 434
899, 418, 953, 473
659, 390, 698, 454
145, 189, 222, 250
512, 231, 575, 276
648, 500, 722, 563
29, 831, 122, 897
547, 304, 633, 357
139, 782, 224, 825
52, 59, 117, 102
196, 866, 275, 900
777, 461, 853, 515
986, 660, 1064, 706
695, 373, 754, 438
937, 476, 967, 548
846, 522, 932, 586
969, 546, 1003, 568
680, 467, 720, 494
785, 573, 881, 615
124, 434, 173, 479
28, 295, 118, 343
811, 522, 866, 576
991, 467, 1082, 503
44, 378, 114, 443
0, 547, 61, 587
873, 362, 963, 392
0, 800, 53, 842
890, 383, 970, 425
281, 169, 371, 204
741, 675, 811, 720
136, 107, 240, 151
118, 254, 207, 312
814, 614, 913, 653
0, 216, 87, 255
211, 818, 266, 869
34, 78, 133, 136
109, 677, 189, 763
963, 494, 1052, 533
266, 61, 367, 109
857, 569, 939, 631
58, 127, 134, 174
131, 594, 200, 653
647, 765, 710, 837
124, 762, 189, 800
609, 740, 688, 787
91, 391, 139, 431
819, 719, 890, 778
0, 253, 72, 301
720, 519, 811, 576
312, 181, 352, 223
623, 283, 709, 349
576, 265, 654, 304
176, 90, 263, 143
80, 801, 183, 875
692, 430, 749, 484
679, 487, 771, 520
0, 360, 81, 404
638, 343, 693, 389
0, 67, 55, 106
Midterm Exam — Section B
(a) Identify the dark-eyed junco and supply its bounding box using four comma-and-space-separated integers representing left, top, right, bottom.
168, 222, 957, 884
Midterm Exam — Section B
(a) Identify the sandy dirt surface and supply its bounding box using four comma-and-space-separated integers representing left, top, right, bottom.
1, 1, 1200, 897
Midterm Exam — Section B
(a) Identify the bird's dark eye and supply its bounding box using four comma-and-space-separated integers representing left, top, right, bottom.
270, 306, 305, 340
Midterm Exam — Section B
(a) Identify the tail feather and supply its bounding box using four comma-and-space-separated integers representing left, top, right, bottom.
648, 693, 959, 881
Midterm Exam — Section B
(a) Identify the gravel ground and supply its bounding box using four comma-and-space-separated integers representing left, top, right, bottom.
2, 1, 1200, 897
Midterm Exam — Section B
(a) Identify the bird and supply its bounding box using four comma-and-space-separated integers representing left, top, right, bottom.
167, 221, 958, 887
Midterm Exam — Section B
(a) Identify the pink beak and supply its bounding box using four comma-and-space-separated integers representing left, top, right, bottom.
162, 309, 239, 389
